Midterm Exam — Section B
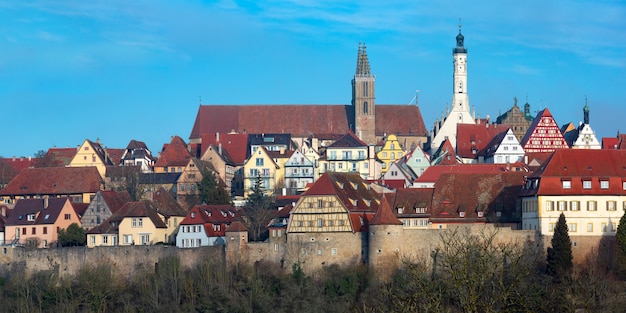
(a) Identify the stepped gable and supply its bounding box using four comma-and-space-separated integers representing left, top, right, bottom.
0, 167, 102, 196
524, 149, 626, 196
152, 187, 187, 216
456, 123, 510, 158
370, 195, 402, 225
154, 136, 192, 168
225, 220, 248, 232
304, 172, 379, 212
190, 105, 427, 140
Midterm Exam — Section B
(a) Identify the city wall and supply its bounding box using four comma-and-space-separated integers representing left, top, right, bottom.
0, 225, 610, 280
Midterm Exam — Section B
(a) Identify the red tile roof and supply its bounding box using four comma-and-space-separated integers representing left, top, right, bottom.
200, 133, 249, 164
106, 148, 125, 166
46, 148, 77, 166
415, 164, 514, 184
99, 190, 132, 214
155, 136, 192, 168
0, 157, 34, 172
523, 149, 626, 196
151, 187, 187, 216
304, 172, 379, 212
328, 132, 367, 148
388, 188, 433, 214
226, 220, 248, 232
189, 104, 428, 141
430, 138, 460, 165
430, 172, 525, 223
603, 137, 620, 149
456, 124, 511, 158
370, 195, 402, 225
0, 167, 103, 196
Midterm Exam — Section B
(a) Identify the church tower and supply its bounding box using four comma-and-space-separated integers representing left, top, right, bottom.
352, 43, 376, 145
430, 22, 475, 152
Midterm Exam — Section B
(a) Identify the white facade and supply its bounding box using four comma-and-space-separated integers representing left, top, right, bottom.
572, 123, 601, 149
485, 129, 525, 164
176, 224, 225, 248
431, 26, 475, 151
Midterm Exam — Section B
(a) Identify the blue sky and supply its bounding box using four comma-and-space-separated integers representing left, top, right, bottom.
1, 0, 624, 157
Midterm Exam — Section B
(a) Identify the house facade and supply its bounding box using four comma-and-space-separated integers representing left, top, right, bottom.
319, 133, 371, 179
243, 147, 280, 197
120, 139, 156, 173
520, 108, 569, 153
283, 150, 315, 195
81, 190, 131, 230
4, 198, 81, 248
482, 128, 525, 164
176, 204, 240, 248
376, 134, 405, 174
495, 97, 534, 142
521, 149, 626, 237
68, 139, 118, 178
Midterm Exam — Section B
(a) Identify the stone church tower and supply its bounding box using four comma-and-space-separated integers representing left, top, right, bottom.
352, 43, 376, 145
430, 23, 476, 152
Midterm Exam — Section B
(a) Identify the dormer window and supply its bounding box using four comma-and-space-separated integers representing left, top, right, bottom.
397, 207, 403, 214
27, 214, 35, 221
477, 211, 484, 218
583, 180, 592, 189
191, 212, 196, 218
459, 212, 466, 218
562, 180, 571, 189
600, 180, 609, 189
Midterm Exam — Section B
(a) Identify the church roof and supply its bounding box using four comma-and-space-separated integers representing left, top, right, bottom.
456, 123, 510, 159
189, 104, 428, 141
154, 136, 192, 168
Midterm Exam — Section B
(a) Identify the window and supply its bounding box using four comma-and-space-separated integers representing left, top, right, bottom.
43, 227, 47, 235
191, 212, 196, 218
587, 223, 593, 232
255, 158, 264, 166
587, 201, 597, 211
124, 235, 132, 244
557, 201, 567, 211
138, 218, 143, 227
90, 236, 96, 245
42, 240, 47, 248
274, 243, 279, 251
317, 249, 322, 256
32, 227, 36, 235
583, 180, 592, 189
317, 219, 323, 227
602, 223, 608, 232
332, 248, 337, 256
570, 201, 579, 211
318, 200, 323, 208
27, 214, 35, 221
103, 236, 109, 244
338, 220, 344, 226
132, 218, 137, 227
623, 181, 626, 190
22, 228, 26, 235
545, 201, 554, 211
600, 180, 609, 189
562, 181, 571, 189
607, 201, 617, 211
549, 223, 555, 232
272, 229, 277, 237
568, 223, 577, 232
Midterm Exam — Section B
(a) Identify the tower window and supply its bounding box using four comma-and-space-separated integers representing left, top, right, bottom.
363, 81, 368, 97
363, 101, 368, 114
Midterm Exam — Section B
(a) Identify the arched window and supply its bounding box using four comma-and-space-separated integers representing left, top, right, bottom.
363, 82, 368, 97
363, 101, 368, 114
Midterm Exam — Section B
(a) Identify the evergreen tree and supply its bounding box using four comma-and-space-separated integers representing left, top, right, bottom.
546, 213, 573, 281
615, 212, 626, 279
57, 223, 86, 247
197, 170, 231, 205
244, 174, 275, 241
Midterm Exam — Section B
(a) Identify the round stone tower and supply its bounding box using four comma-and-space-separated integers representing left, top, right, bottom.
368, 194, 404, 280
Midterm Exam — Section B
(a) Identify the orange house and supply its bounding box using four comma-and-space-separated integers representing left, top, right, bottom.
4, 198, 81, 248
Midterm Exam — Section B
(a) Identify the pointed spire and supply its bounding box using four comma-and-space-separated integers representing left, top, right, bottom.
583, 96, 590, 125
370, 194, 402, 225
356, 42, 371, 76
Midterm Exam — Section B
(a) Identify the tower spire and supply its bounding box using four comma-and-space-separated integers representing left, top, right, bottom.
356, 42, 371, 76
583, 96, 590, 125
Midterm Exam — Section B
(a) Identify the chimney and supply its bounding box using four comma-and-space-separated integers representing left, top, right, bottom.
218, 143, 223, 155
43, 197, 49, 209
216, 132, 220, 143
1, 206, 6, 217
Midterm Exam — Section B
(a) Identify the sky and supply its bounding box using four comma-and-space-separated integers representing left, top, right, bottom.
1, 0, 625, 157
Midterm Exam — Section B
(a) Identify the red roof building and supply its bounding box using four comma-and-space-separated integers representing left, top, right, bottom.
520, 108, 569, 153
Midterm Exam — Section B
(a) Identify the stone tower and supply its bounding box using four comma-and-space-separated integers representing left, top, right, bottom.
368, 194, 403, 280
352, 43, 376, 145
430, 22, 475, 152
225, 221, 249, 270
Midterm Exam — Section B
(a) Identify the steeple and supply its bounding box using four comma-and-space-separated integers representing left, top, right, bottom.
356, 42, 371, 76
454, 19, 467, 53
352, 42, 376, 144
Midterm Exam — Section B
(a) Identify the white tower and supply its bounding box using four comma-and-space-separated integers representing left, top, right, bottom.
430, 21, 475, 152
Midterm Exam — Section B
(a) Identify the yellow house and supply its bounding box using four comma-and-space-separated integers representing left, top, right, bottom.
86, 188, 186, 247
243, 147, 280, 197
68, 139, 117, 178
375, 134, 404, 174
